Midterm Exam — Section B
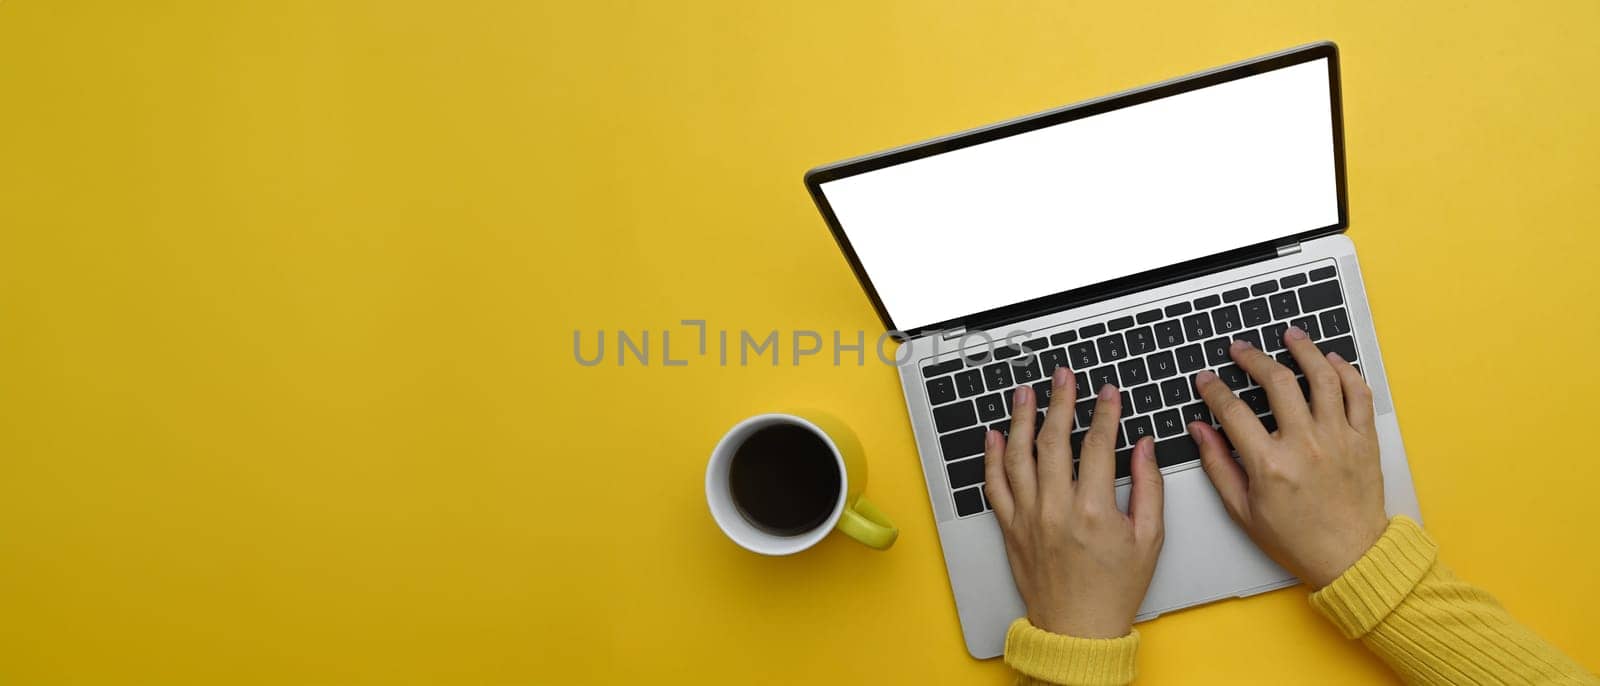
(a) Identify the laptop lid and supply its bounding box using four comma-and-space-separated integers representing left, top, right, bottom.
805, 43, 1347, 339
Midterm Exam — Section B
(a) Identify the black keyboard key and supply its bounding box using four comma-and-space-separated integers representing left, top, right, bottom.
1351, 363, 1362, 377
1022, 338, 1047, 352
1040, 348, 1069, 376
1181, 402, 1212, 426
1262, 323, 1289, 352
1068, 341, 1099, 368
1114, 448, 1133, 479
1154, 320, 1185, 348
1260, 414, 1278, 434
966, 351, 991, 366
1118, 358, 1149, 386
1125, 326, 1156, 355
1147, 350, 1179, 380
1097, 333, 1128, 362
1240, 388, 1270, 415
1298, 280, 1344, 312
1281, 273, 1309, 288
1309, 266, 1336, 281
1222, 287, 1249, 303
1241, 298, 1271, 326
991, 421, 1012, 441
1074, 371, 1091, 400
1089, 365, 1119, 393
1318, 335, 1359, 362
953, 487, 985, 516
1108, 316, 1135, 331
1033, 380, 1055, 407
1217, 364, 1250, 390
1069, 429, 1086, 455
1269, 292, 1300, 319
947, 457, 984, 489
926, 377, 957, 405
1050, 330, 1078, 345
1136, 309, 1162, 324
1124, 415, 1155, 442
1079, 322, 1106, 338
1298, 376, 1312, 401
923, 359, 962, 378
1182, 313, 1213, 341
1233, 329, 1262, 351
1250, 281, 1279, 296
1012, 355, 1043, 384
1160, 377, 1191, 406
934, 400, 978, 432
1164, 302, 1192, 316
1075, 398, 1097, 427
994, 345, 1022, 360
1153, 410, 1185, 438
1211, 305, 1243, 334
1176, 344, 1207, 372
1130, 384, 1162, 413
1320, 308, 1352, 337
1193, 294, 1221, 309
1276, 351, 1302, 375
983, 362, 1013, 391
939, 427, 986, 460
1204, 337, 1233, 366
1154, 436, 1200, 468
954, 369, 984, 398
1290, 315, 1321, 341
976, 394, 1006, 423
1120, 391, 1135, 419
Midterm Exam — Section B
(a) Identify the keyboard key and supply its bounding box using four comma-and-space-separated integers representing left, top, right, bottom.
1125, 415, 1155, 442
1136, 309, 1162, 324
1114, 448, 1133, 479
1118, 358, 1149, 386
1222, 287, 1249, 303
1120, 391, 1135, 419
1079, 322, 1106, 338
1276, 351, 1302, 375
1040, 348, 1069, 376
1033, 380, 1054, 407
1089, 365, 1119, 392
1153, 410, 1185, 438
1240, 388, 1270, 415
954, 369, 984, 397
1130, 384, 1162, 413
1022, 338, 1047, 352
1194, 294, 1221, 309
923, 359, 962, 378
1309, 266, 1336, 281
966, 351, 991, 367
1250, 281, 1279, 296
1298, 280, 1344, 312
1204, 337, 1233, 366
994, 345, 1022, 360
1289, 315, 1321, 340
976, 394, 1006, 423
953, 487, 985, 516
1074, 371, 1091, 400
1269, 292, 1300, 319
1154, 436, 1200, 468
1068, 341, 1099, 368
1050, 330, 1078, 345
1281, 273, 1309, 288
1211, 305, 1243, 334
1218, 364, 1250, 390
991, 421, 1012, 441
947, 457, 984, 489
926, 377, 957, 405
1154, 320, 1185, 348
1320, 307, 1352, 337
1160, 377, 1191, 406
983, 362, 1013, 391
1317, 335, 1359, 362
1125, 326, 1156, 355
1260, 414, 1278, 434
1182, 313, 1213, 341
1233, 329, 1262, 351
1147, 350, 1179, 380
1298, 376, 1311, 401
1262, 323, 1289, 352
1164, 302, 1192, 317
1176, 344, 1206, 372
1012, 355, 1043, 384
1108, 316, 1135, 331
939, 427, 986, 460
1069, 429, 1086, 454
1180, 402, 1212, 426
1241, 298, 1271, 326
935, 400, 978, 432
1075, 398, 1098, 427
1097, 333, 1128, 362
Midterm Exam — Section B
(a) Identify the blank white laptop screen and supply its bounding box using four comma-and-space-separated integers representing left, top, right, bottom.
818, 58, 1338, 333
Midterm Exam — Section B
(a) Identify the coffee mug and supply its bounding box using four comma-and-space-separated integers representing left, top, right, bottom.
706, 412, 897, 555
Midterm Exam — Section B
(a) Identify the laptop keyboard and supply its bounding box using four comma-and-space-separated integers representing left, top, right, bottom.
923, 263, 1364, 518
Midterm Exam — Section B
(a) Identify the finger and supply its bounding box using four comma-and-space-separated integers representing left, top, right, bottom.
1326, 352, 1375, 433
1127, 437, 1164, 542
1283, 326, 1345, 425
982, 429, 1015, 522
1190, 421, 1250, 525
1194, 369, 1271, 464
1033, 367, 1077, 495
1003, 385, 1039, 510
1075, 384, 1122, 497
1228, 338, 1313, 432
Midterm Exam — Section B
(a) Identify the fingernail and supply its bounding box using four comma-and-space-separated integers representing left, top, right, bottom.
1196, 370, 1218, 387
1230, 338, 1253, 351
1053, 366, 1068, 388
1327, 351, 1344, 363
1098, 384, 1116, 400
1285, 325, 1307, 341
1014, 385, 1029, 406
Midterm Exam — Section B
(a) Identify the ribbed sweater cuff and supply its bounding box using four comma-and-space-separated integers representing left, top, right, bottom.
1309, 515, 1438, 639
1004, 617, 1139, 686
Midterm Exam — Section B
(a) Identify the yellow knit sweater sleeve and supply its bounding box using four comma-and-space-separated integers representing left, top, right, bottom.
1004, 619, 1140, 686
1310, 516, 1597, 685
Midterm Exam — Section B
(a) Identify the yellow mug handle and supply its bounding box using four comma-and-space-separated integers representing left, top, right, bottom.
835, 496, 898, 550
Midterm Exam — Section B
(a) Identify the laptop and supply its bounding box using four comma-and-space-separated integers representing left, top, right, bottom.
802, 42, 1422, 659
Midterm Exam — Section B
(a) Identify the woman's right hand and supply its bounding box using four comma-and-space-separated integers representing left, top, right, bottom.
1188, 325, 1390, 589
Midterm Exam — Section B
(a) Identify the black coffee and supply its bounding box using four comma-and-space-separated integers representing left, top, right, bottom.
728, 424, 842, 536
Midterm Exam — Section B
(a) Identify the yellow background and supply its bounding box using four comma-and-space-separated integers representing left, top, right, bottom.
2, 1, 1597, 683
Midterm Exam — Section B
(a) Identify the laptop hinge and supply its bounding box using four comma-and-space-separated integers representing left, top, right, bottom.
1276, 242, 1303, 257
940, 326, 967, 341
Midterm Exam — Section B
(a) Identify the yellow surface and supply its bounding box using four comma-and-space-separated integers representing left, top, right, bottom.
2, 1, 1597, 683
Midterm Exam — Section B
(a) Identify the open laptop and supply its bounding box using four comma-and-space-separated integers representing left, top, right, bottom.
803, 42, 1421, 659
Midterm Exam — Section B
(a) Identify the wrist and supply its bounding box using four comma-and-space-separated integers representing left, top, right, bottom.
1304, 514, 1390, 589
1029, 609, 1132, 639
